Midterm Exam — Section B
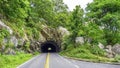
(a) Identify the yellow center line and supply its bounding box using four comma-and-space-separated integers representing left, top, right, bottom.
44, 53, 50, 68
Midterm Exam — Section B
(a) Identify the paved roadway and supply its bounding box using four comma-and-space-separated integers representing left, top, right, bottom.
17, 53, 120, 68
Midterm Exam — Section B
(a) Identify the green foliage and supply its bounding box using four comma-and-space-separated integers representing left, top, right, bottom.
60, 44, 114, 62
0, 0, 30, 20
62, 35, 71, 50
52, 0, 68, 13
53, 13, 70, 27
90, 45, 105, 56
0, 0, 70, 41
84, 22, 106, 44
0, 28, 10, 37
61, 0, 120, 62
61, 43, 105, 56
32, 28, 40, 40
68, 5, 84, 47
5, 41, 14, 49
30, 0, 54, 25
0, 28, 10, 52
0, 0, 30, 38
114, 55, 120, 62
70, 5, 84, 32
24, 41, 30, 50
51, 0, 69, 27
0, 0, 120, 63
0, 52, 33, 68
0, 28, 10, 43
86, 0, 120, 45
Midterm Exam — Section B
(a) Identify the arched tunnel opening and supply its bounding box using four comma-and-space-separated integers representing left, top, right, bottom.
40, 41, 60, 53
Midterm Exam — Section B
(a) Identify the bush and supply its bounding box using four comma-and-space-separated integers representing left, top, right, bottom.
60, 43, 114, 62
114, 55, 120, 62
90, 45, 105, 56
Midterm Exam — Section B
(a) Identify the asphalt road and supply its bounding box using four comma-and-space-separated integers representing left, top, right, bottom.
17, 53, 120, 68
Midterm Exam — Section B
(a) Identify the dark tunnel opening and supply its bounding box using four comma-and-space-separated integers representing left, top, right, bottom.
40, 41, 60, 53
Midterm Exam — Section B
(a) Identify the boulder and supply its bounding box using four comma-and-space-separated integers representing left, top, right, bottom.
58, 26, 70, 37
105, 45, 115, 58
112, 43, 120, 55
106, 45, 112, 50
98, 42, 104, 49
106, 53, 114, 58
75, 37, 84, 44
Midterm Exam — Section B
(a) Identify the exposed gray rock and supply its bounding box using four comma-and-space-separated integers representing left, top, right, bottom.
98, 42, 104, 49
58, 26, 70, 37
105, 45, 115, 58
75, 37, 84, 44
4, 37, 23, 48
5, 48, 16, 55
112, 43, 120, 55
0, 20, 13, 34
106, 53, 114, 58
30, 41, 40, 52
39, 33, 46, 42
87, 38, 92, 43
17, 38, 25, 47
10, 36, 18, 47
3, 36, 18, 47
106, 45, 112, 50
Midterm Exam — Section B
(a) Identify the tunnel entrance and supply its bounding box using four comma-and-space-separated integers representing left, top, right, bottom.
40, 41, 60, 53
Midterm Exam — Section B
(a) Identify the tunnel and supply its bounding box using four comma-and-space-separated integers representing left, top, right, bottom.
40, 41, 60, 53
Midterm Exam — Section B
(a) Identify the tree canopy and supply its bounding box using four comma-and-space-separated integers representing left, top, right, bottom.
86, 0, 120, 45
0, 0, 120, 50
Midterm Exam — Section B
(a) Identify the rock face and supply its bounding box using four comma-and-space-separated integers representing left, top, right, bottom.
0, 20, 13, 34
5, 48, 16, 55
40, 26, 67, 48
112, 44, 120, 55
0, 20, 42, 54
10, 36, 18, 47
30, 41, 40, 52
75, 37, 84, 44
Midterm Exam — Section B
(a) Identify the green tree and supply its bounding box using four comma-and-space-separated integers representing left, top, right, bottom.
83, 22, 105, 44
0, 0, 30, 37
69, 5, 84, 47
52, 0, 68, 13
51, 0, 69, 27
86, 0, 120, 45
0, 0, 30, 22
29, 0, 54, 25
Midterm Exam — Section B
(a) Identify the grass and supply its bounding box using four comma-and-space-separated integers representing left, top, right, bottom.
114, 55, 120, 62
60, 44, 120, 63
0, 52, 35, 68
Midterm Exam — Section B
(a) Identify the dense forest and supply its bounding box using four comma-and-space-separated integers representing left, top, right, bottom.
0, 0, 120, 67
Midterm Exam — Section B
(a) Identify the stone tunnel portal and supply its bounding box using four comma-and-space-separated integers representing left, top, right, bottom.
40, 41, 60, 53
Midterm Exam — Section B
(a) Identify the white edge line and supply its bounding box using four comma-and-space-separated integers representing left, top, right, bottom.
17, 55, 40, 68
58, 54, 79, 68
